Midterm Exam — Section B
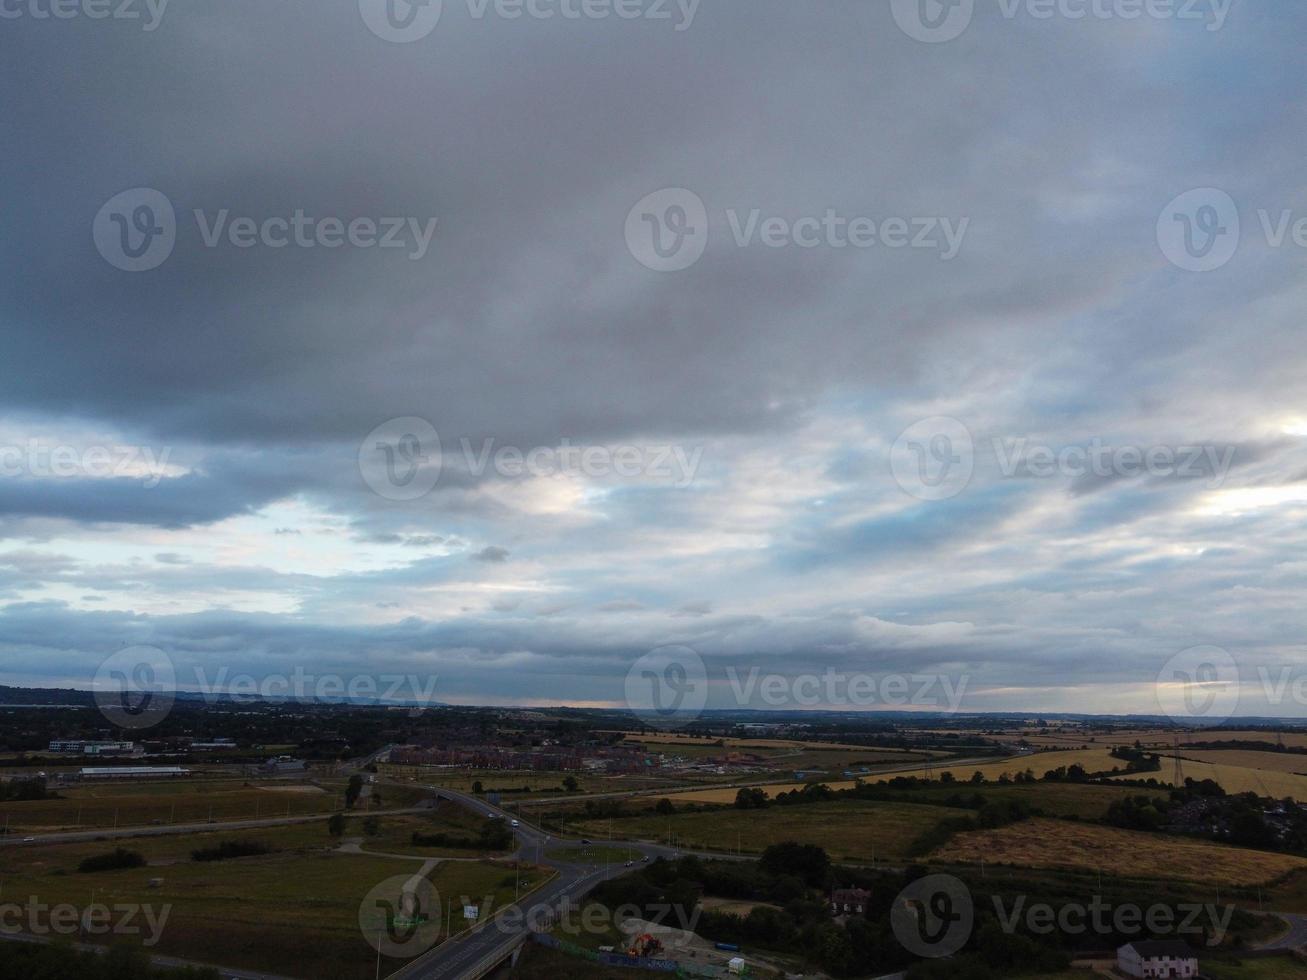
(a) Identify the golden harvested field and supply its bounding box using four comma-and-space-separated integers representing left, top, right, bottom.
1181, 750, 1307, 775
932, 817, 1307, 886
664, 748, 1127, 804
1114, 756, 1307, 799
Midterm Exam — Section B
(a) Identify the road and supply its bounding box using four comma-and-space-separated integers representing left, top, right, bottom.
1260, 912, 1307, 950
386, 787, 689, 980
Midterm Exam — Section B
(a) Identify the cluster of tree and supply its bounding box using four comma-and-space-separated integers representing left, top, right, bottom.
0, 775, 56, 802
1109, 745, 1162, 773
78, 848, 146, 873
345, 774, 365, 808
1105, 794, 1171, 831
733, 787, 769, 809
590, 847, 1068, 977
905, 923, 1069, 980
907, 798, 1037, 857
411, 816, 514, 850
191, 839, 274, 862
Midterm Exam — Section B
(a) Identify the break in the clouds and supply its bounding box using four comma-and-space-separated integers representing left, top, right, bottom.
3, 1, 1307, 715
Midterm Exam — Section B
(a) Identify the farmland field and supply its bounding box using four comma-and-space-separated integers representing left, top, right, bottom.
931, 816, 1307, 886
862, 781, 1144, 818
1113, 755, 1307, 799
1180, 749, 1307, 775
572, 799, 956, 861
1, 821, 548, 979
0, 778, 359, 832
662, 747, 1128, 804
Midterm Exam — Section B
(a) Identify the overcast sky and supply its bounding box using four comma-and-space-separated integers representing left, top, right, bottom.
3, 0, 1306, 717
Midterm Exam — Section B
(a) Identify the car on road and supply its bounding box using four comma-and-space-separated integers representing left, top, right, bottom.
511, 819, 519, 827
21, 837, 35, 843
580, 838, 592, 844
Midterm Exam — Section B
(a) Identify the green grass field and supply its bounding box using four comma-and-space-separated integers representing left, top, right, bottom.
870, 780, 1145, 818
1202, 956, 1307, 979
0, 818, 549, 979
572, 799, 957, 862
0, 779, 348, 832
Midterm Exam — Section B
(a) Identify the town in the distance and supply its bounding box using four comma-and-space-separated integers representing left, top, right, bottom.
3, 685, 1307, 980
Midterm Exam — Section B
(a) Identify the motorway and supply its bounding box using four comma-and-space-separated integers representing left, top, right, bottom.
387, 786, 688, 980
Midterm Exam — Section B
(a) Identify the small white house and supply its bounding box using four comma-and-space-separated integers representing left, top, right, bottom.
1117, 940, 1198, 978
727, 956, 746, 975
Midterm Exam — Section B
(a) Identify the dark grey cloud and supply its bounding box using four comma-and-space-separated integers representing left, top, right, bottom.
3, 3, 1307, 711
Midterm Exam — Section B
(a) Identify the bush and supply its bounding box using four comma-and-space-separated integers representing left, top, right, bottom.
191, 840, 274, 862
78, 848, 146, 873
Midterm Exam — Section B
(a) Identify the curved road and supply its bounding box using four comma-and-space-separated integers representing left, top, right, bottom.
387, 786, 689, 980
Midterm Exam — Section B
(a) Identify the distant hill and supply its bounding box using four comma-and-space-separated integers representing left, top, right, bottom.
0, 685, 95, 706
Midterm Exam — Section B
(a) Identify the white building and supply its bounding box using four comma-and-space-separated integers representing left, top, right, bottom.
1117, 940, 1198, 979
78, 766, 191, 780
48, 740, 137, 756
